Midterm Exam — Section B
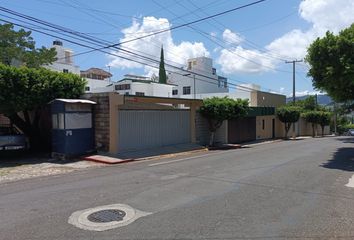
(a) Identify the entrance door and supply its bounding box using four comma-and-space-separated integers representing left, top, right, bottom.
228, 117, 256, 143
272, 118, 275, 139
118, 110, 191, 152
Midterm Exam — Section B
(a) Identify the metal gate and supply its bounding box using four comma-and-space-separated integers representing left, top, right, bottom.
118, 110, 191, 152
228, 117, 256, 143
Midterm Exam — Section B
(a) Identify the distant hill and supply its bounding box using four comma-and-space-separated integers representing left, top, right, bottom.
286, 94, 333, 105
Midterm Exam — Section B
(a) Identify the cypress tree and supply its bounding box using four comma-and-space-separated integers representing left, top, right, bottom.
158, 46, 167, 84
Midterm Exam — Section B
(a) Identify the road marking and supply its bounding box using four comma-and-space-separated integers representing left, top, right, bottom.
345, 174, 354, 188
148, 150, 239, 167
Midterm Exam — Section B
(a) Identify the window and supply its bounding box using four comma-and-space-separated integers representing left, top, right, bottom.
135, 92, 145, 96
183, 86, 191, 95
85, 86, 90, 91
52, 113, 65, 129
115, 84, 131, 90
125, 92, 129, 95
262, 119, 265, 130
218, 77, 228, 88
64, 51, 72, 63
63, 69, 69, 73
65, 113, 92, 129
188, 62, 192, 70
212, 68, 216, 75
172, 89, 178, 95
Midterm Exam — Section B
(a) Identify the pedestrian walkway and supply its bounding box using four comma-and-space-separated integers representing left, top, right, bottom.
83, 143, 207, 164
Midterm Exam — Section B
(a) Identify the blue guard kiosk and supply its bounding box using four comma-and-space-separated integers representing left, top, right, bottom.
51, 99, 96, 158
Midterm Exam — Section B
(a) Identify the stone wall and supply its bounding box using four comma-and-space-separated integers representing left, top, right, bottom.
84, 93, 110, 151
196, 113, 228, 145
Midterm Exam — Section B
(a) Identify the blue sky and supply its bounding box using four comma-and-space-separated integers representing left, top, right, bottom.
1, 0, 353, 96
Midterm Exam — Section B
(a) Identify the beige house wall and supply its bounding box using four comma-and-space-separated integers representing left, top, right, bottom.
256, 115, 286, 139
295, 117, 331, 136
86, 93, 203, 154
256, 115, 273, 140
250, 91, 286, 107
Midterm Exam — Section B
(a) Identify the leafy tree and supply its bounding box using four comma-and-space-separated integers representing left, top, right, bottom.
0, 23, 56, 68
0, 64, 86, 150
290, 95, 317, 111
158, 46, 167, 84
305, 24, 354, 102
302, 111, 322, 137
318, 111, 332, 136
276, 106, 301, 139
199, 97, 249, 146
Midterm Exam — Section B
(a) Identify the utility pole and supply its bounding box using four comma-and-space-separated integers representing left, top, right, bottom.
285, 59, 303, 138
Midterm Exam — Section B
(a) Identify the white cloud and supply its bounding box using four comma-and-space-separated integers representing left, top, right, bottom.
266, 0, 354, 60
299, 0, 354, 34
292, 90, 322, 97
222, 29, 244, 45
108, 16, 210, 75
217, 0, 354, 74
217, 46, 276, 74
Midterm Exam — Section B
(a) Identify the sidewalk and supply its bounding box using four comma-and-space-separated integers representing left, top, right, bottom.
84, 143, 207, 164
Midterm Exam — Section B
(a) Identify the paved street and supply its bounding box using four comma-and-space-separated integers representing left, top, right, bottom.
0, 136, 353, 239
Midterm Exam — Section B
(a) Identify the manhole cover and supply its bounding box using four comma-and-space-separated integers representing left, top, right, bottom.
68, 203, 152, 231
87, 209, 126, 223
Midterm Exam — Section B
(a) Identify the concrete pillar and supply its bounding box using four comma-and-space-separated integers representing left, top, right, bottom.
108, 93, 124, 154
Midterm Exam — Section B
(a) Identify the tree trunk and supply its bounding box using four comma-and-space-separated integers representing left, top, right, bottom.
209, 131, 215, 147
321, 125, 324, 137
207, 119, 223, 147
311, 123, 315, 137
284, 122, 290, 139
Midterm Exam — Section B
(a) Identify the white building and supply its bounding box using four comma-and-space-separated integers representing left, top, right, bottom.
91, 74, 176, 98
45, 40, 80, 74
45, 40, 112, 92
180, 84, 258, 101
80, 68, 112, 92
167, 57, 228, 98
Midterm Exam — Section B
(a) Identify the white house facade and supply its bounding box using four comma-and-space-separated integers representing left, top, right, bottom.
45, 40, 80, 74
80, 68, 112, 93
168, 57, 228, 98
90, 74, 176, 98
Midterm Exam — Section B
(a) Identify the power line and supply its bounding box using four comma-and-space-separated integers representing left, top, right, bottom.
0, 7, 278, 93
150, 1, 290, 77
178, 0, 290, 62
29, 0, 268, 52
0, 17, 256, 93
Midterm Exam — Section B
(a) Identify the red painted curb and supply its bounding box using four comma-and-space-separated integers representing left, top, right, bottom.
82, 156, 135, 164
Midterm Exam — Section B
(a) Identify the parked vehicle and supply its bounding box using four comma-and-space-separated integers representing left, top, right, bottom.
347, 129, 354, 136
0, 126, 27, 151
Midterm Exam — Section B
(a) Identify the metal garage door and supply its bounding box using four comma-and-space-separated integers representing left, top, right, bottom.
118, 110, 190, 152
228, 117, 256, 143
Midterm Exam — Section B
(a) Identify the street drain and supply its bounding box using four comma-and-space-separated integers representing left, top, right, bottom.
68, 203, 151, 231
87, 209, 126, 223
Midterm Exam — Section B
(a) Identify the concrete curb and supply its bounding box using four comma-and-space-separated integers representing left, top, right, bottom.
82, 155, 134, 164
133, 148, 209, 161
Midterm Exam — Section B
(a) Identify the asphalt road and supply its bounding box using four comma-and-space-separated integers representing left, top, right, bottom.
0, 136, 353, 240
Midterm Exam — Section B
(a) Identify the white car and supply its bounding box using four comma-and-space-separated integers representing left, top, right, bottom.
0, 126, 27, 151
348, 129, 354, 136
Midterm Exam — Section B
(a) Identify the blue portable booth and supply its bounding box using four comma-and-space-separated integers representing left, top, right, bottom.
51, 99, 96, 158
